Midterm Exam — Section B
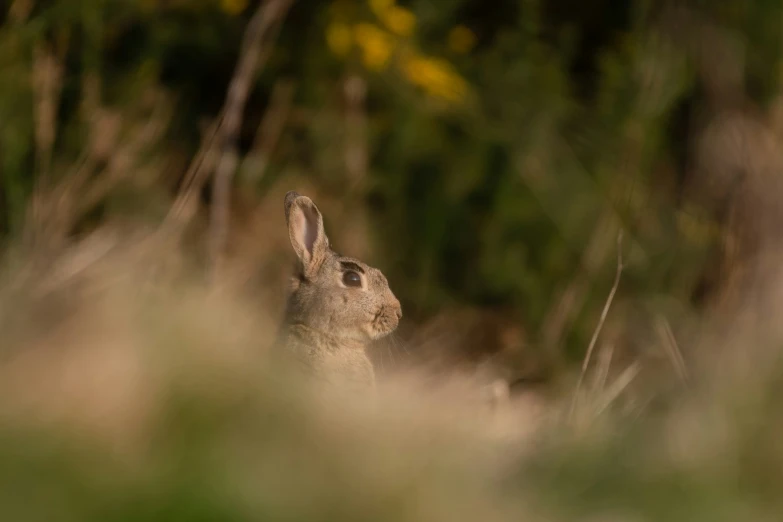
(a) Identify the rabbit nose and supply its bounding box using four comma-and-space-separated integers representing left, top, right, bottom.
388, 297, 402, 320
387, 292, 402, 320
395, 300, 403, 320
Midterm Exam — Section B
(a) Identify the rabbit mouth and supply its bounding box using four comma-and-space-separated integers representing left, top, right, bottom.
370, 308, 400, 339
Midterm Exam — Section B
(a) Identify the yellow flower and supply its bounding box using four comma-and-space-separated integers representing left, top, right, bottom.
326, 23, 353, 56
220, 0, 248, 15
401, 54, 468, 103
448, 25, 476, 54
381, 6, 415, 37
369, 0, 393, 17
355, 23, 394, 71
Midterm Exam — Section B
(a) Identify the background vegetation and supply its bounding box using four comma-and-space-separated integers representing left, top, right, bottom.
2, 0, 783, 520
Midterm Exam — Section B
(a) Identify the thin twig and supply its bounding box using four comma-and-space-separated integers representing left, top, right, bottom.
656, 314, 689, 384
541, 210, 617, 362
209, 0, 295, 281
593, 361, 641, 418
570, 230, 625, 421
32, 43, 63, 186
592, 342, 614, 393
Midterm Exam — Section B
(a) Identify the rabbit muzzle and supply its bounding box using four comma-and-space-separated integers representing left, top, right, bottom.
369, 298, 402, 339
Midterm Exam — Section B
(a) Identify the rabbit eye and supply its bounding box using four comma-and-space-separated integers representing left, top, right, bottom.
342, 271, 362, 288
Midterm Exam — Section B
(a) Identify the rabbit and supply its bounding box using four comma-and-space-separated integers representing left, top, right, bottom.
276, 191, 402, 389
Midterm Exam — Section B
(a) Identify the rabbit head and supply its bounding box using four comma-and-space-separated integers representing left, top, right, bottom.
283, 191, 402, 343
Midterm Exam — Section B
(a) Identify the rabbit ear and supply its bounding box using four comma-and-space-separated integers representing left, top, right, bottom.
284, 191, 329, 278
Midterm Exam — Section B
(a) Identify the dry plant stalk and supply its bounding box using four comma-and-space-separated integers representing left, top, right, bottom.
31, 43, 64, 184
340, 74, 371, 258
26, 88, 170, 252
165, 114, 224, 227
656, 314, 689, 384
541, 210, 618, 358
592, 361, 641, 418
244, 78, 296, 183
344, 75, 368, 188
569, 230, 624, 421
29, 43, 65, 244
166, 80, 293, 229
209, 0, 295, 281
592, 342, 614, 393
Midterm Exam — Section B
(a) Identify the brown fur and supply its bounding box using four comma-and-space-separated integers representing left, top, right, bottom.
277, 192, 402, 389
